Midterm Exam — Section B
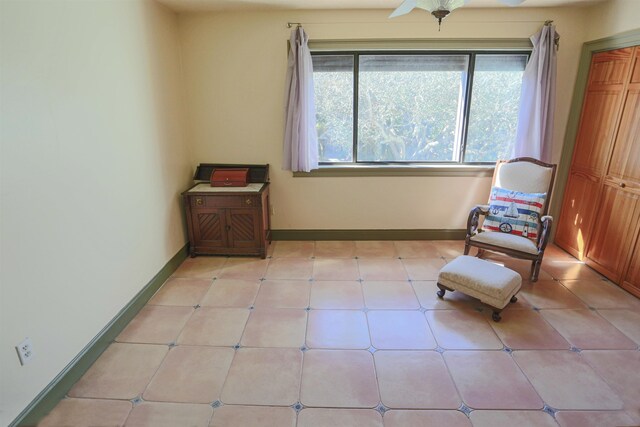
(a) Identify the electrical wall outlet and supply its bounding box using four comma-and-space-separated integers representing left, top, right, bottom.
16, 337, 34, 366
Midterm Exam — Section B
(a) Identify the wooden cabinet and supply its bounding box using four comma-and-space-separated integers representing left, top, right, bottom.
183, 164, 271, 259
557, 46, 640, 298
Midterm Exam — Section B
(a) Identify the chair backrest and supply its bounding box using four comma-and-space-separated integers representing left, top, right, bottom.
491, 157, 557, 215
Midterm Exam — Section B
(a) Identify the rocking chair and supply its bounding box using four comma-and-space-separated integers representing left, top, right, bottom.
464, 157, 557, 282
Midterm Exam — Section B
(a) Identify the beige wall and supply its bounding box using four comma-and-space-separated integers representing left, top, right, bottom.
178, 7, 588, 230
585, 0, 640, 41
0, 0, 190, 424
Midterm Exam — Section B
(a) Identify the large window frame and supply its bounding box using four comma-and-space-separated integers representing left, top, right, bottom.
311, 49, 531, 169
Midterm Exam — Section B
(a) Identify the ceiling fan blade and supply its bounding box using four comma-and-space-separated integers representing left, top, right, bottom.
448, 0, 472, 9
389, 0, 418, 18
498, 0, 526, 6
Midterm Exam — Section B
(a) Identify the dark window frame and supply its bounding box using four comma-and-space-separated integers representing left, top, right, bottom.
312, 49, 531, 167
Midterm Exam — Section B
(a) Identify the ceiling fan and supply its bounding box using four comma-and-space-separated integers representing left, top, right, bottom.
390, 0, 527, 30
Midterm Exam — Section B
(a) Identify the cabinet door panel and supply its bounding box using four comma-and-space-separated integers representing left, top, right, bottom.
608, 88, 640, 186
588, 47, 634, 87
227, 208, 260, 248
572, 91, 624, 175
586, 185, 640, 282
555, 171, 601, 259
192, 208, 227, 248
622, 230, 640, 298
572, 48, 632, 176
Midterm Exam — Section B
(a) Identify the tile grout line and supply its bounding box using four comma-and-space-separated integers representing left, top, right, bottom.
437, 349, 471, 418
48, 242, 640, 424
299, 270, 313, 413
209, 273, 258, 409
71, 267, 226, 423
169, 273, 219, 345
507, 349, 556, 416
118, 342, 174, 424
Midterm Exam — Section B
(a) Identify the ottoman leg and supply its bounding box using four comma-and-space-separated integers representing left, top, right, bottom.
492, 310, 502, 322
436, 283, 450, 299
510, 295, 518, 303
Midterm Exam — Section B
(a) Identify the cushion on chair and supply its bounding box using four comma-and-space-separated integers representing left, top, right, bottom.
495, 161, 553, 194
482, 186, 546, 241
470, 231, 539, 255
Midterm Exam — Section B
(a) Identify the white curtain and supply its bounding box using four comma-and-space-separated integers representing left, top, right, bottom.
282, 27, 318, 172
513, 24, 559, 163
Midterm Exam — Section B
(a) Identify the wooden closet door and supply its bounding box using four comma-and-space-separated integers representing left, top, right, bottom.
622, 227, 640, 297
555, 48, 634, 257
620, 48, 640, 297
607, 49, 640, 192
585, 183, 640, 282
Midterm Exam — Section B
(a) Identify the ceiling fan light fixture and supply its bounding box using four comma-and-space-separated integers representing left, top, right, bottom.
425, 0, 466, 31
390, 0, 527, 27
423, 0, 468, 13
430, 8, 450, 30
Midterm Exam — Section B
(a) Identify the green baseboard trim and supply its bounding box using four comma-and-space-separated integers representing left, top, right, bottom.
271, 229, 466, 241
11, 244, 189, 427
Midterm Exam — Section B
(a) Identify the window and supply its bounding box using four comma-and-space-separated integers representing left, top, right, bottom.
312, 51, 528, 165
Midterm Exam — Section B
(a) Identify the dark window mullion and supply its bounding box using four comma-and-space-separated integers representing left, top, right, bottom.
353, 53, 359, 163
459, 53, 476, 163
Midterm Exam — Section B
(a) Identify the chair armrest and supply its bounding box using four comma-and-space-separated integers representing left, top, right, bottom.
538, 215, 553, 252
466, 205, 490, 236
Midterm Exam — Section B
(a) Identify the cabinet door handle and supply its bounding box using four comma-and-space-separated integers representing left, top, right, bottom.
619, 182, 626, 188
245, 198, 252, 205
195, 198, 203, 206
226, 225, 231, 231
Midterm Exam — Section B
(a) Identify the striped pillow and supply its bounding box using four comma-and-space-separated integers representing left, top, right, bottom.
482, 186, 546, 242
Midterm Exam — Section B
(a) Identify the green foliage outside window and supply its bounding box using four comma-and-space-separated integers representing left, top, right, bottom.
312, 52, 527, 164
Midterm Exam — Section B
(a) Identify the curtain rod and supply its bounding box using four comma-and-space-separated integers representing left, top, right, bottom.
287, 19, 554, 27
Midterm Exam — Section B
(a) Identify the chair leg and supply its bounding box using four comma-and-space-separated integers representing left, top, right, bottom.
530, 260, 541, 282
492, 310, 502, 322
464, 242, 470, 255
476, 248, 485, 258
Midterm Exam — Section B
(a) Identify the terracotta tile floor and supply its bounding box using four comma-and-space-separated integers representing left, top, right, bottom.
40, 241, 640, 427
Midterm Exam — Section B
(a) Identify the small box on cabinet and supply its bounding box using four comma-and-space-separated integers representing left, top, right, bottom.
210, 168, 249, 187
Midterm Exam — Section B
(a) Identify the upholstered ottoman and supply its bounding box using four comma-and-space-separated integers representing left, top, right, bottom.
437, 255, 522, 322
